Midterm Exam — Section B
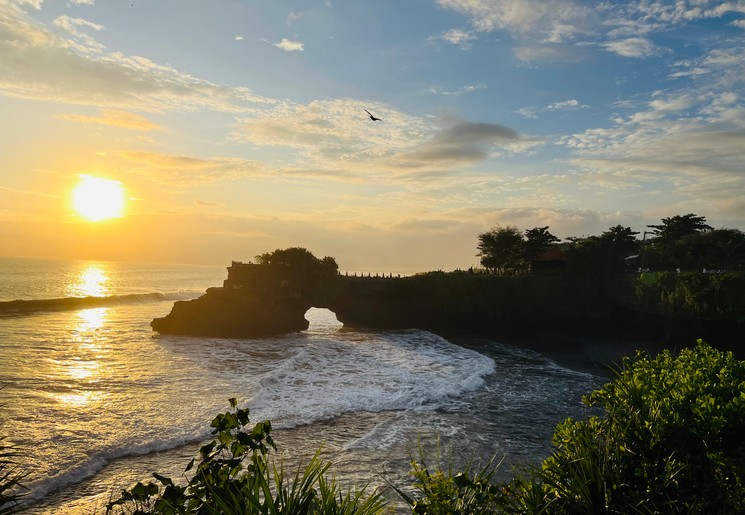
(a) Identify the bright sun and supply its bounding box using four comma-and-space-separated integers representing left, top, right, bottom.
72, 175, 126, 222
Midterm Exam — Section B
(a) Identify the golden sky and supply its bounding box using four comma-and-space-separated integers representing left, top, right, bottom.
2, 0, 744, 272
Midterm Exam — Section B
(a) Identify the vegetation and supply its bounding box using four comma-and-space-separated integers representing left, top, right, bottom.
106, 399, 384, 515
503, 340, 745, 514
477, 225, 560, 274
0, 435, 25, 515
477, 213, 745, 277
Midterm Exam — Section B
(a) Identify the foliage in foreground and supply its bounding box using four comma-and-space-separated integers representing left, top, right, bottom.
0, 438, 26, 515
0, 396, 27, 515
106, 398, 385, 515
503, 340, 745, 514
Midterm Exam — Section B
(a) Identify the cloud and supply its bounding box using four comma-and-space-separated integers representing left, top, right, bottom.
236, 98, 428, 168
394, 120, 521, 166
436, 0, 594, 42
559, 81, 745, 217
517, 99, 588, 118
0, 4, 272, 111
120, 150, 266, 184
234, 36, 244, 41
428, 83, 486, 96
513, 44, 577, 63
547, 99, 581, 110
286, 11, 303, 25
603, 37, 660, 58
440, 28, 477, 49
275, 38, 304, 52
57, 108, 162, 131
438, 1, 739, 62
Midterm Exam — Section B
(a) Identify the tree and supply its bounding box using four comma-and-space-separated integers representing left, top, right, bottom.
523, 226, 560, 260
647, 213, 713, 241
254, 248, 339, 299
477, 226, 525, 274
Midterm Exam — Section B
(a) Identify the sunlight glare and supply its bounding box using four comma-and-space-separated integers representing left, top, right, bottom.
71, 175, 125, 222
69, 264, 109, 297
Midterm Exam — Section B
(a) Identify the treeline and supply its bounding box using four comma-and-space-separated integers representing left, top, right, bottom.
477, 213, 745, 276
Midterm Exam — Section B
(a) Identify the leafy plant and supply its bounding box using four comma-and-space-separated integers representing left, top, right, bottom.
505, 340, 745, 514
392, 442, 508, 514
106, 399, 385, 514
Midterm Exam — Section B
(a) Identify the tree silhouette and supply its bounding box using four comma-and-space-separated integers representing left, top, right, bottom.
524, 226, 560, 260
647, 214, 712, 241
477, 226, 525, 274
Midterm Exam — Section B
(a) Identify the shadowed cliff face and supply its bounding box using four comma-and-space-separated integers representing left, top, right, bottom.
150, 263, 617, 339
151, 252, 745, 350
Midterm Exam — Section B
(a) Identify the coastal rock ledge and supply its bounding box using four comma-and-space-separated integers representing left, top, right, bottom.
151, 248, 625, 340
152, 248, 745, 350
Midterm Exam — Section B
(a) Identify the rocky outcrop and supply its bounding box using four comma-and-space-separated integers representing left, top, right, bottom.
151, 263, 615, 339
150, 286, 312, 337
152, 257, 745, 347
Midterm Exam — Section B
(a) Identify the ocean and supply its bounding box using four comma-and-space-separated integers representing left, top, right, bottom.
0, 256, 604, 513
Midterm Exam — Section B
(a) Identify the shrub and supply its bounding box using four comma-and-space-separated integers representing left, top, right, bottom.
393, 444, 508, 515
106, 399, 385, 515
508, 340, 745, 514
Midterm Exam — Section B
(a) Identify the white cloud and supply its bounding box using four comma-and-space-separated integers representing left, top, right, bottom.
234, 36, 244, 41
429, 83, 486, 96
0, 4, 273, 111
603, 37, 660, 58
546, 99, 588, 111
517, 99, 588, 118
559, 84, 745, 217
440, 28, 477, 49
436, 0, 594, 42
275, 38, 304, 52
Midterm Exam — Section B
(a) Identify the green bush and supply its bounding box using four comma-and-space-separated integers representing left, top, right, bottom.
392, 444, 508, 514
106, 399, 385, 515
509, 340, 745, 514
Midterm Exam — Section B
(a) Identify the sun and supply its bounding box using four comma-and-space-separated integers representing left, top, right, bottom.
71, 175, 126, 222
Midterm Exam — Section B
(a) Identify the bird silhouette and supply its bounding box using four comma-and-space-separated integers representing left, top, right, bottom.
365, 109, 381, 121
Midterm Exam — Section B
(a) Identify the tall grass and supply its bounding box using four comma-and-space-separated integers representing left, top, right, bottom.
0, 432, 26, 514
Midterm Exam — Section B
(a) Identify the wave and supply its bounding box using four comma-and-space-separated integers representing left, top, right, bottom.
22, 423, 214, 506
0, 291, 202, 315
244, 329, 497, 428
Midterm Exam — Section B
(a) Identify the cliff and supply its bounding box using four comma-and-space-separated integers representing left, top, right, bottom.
152, 263, 621, 339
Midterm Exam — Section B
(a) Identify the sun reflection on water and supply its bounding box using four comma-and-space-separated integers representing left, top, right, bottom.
53, 307, 110, 407
68, 263, 109, 297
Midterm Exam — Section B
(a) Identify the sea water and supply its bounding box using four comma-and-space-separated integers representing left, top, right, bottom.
0, 257, 603, 513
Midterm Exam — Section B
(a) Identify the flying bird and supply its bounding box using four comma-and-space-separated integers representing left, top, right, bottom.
365, 109, 381, 121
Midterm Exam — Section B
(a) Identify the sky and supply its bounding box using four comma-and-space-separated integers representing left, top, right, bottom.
1, 0, 744, 273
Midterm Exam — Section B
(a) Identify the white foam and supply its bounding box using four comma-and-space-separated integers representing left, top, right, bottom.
246, 329, 496, 428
